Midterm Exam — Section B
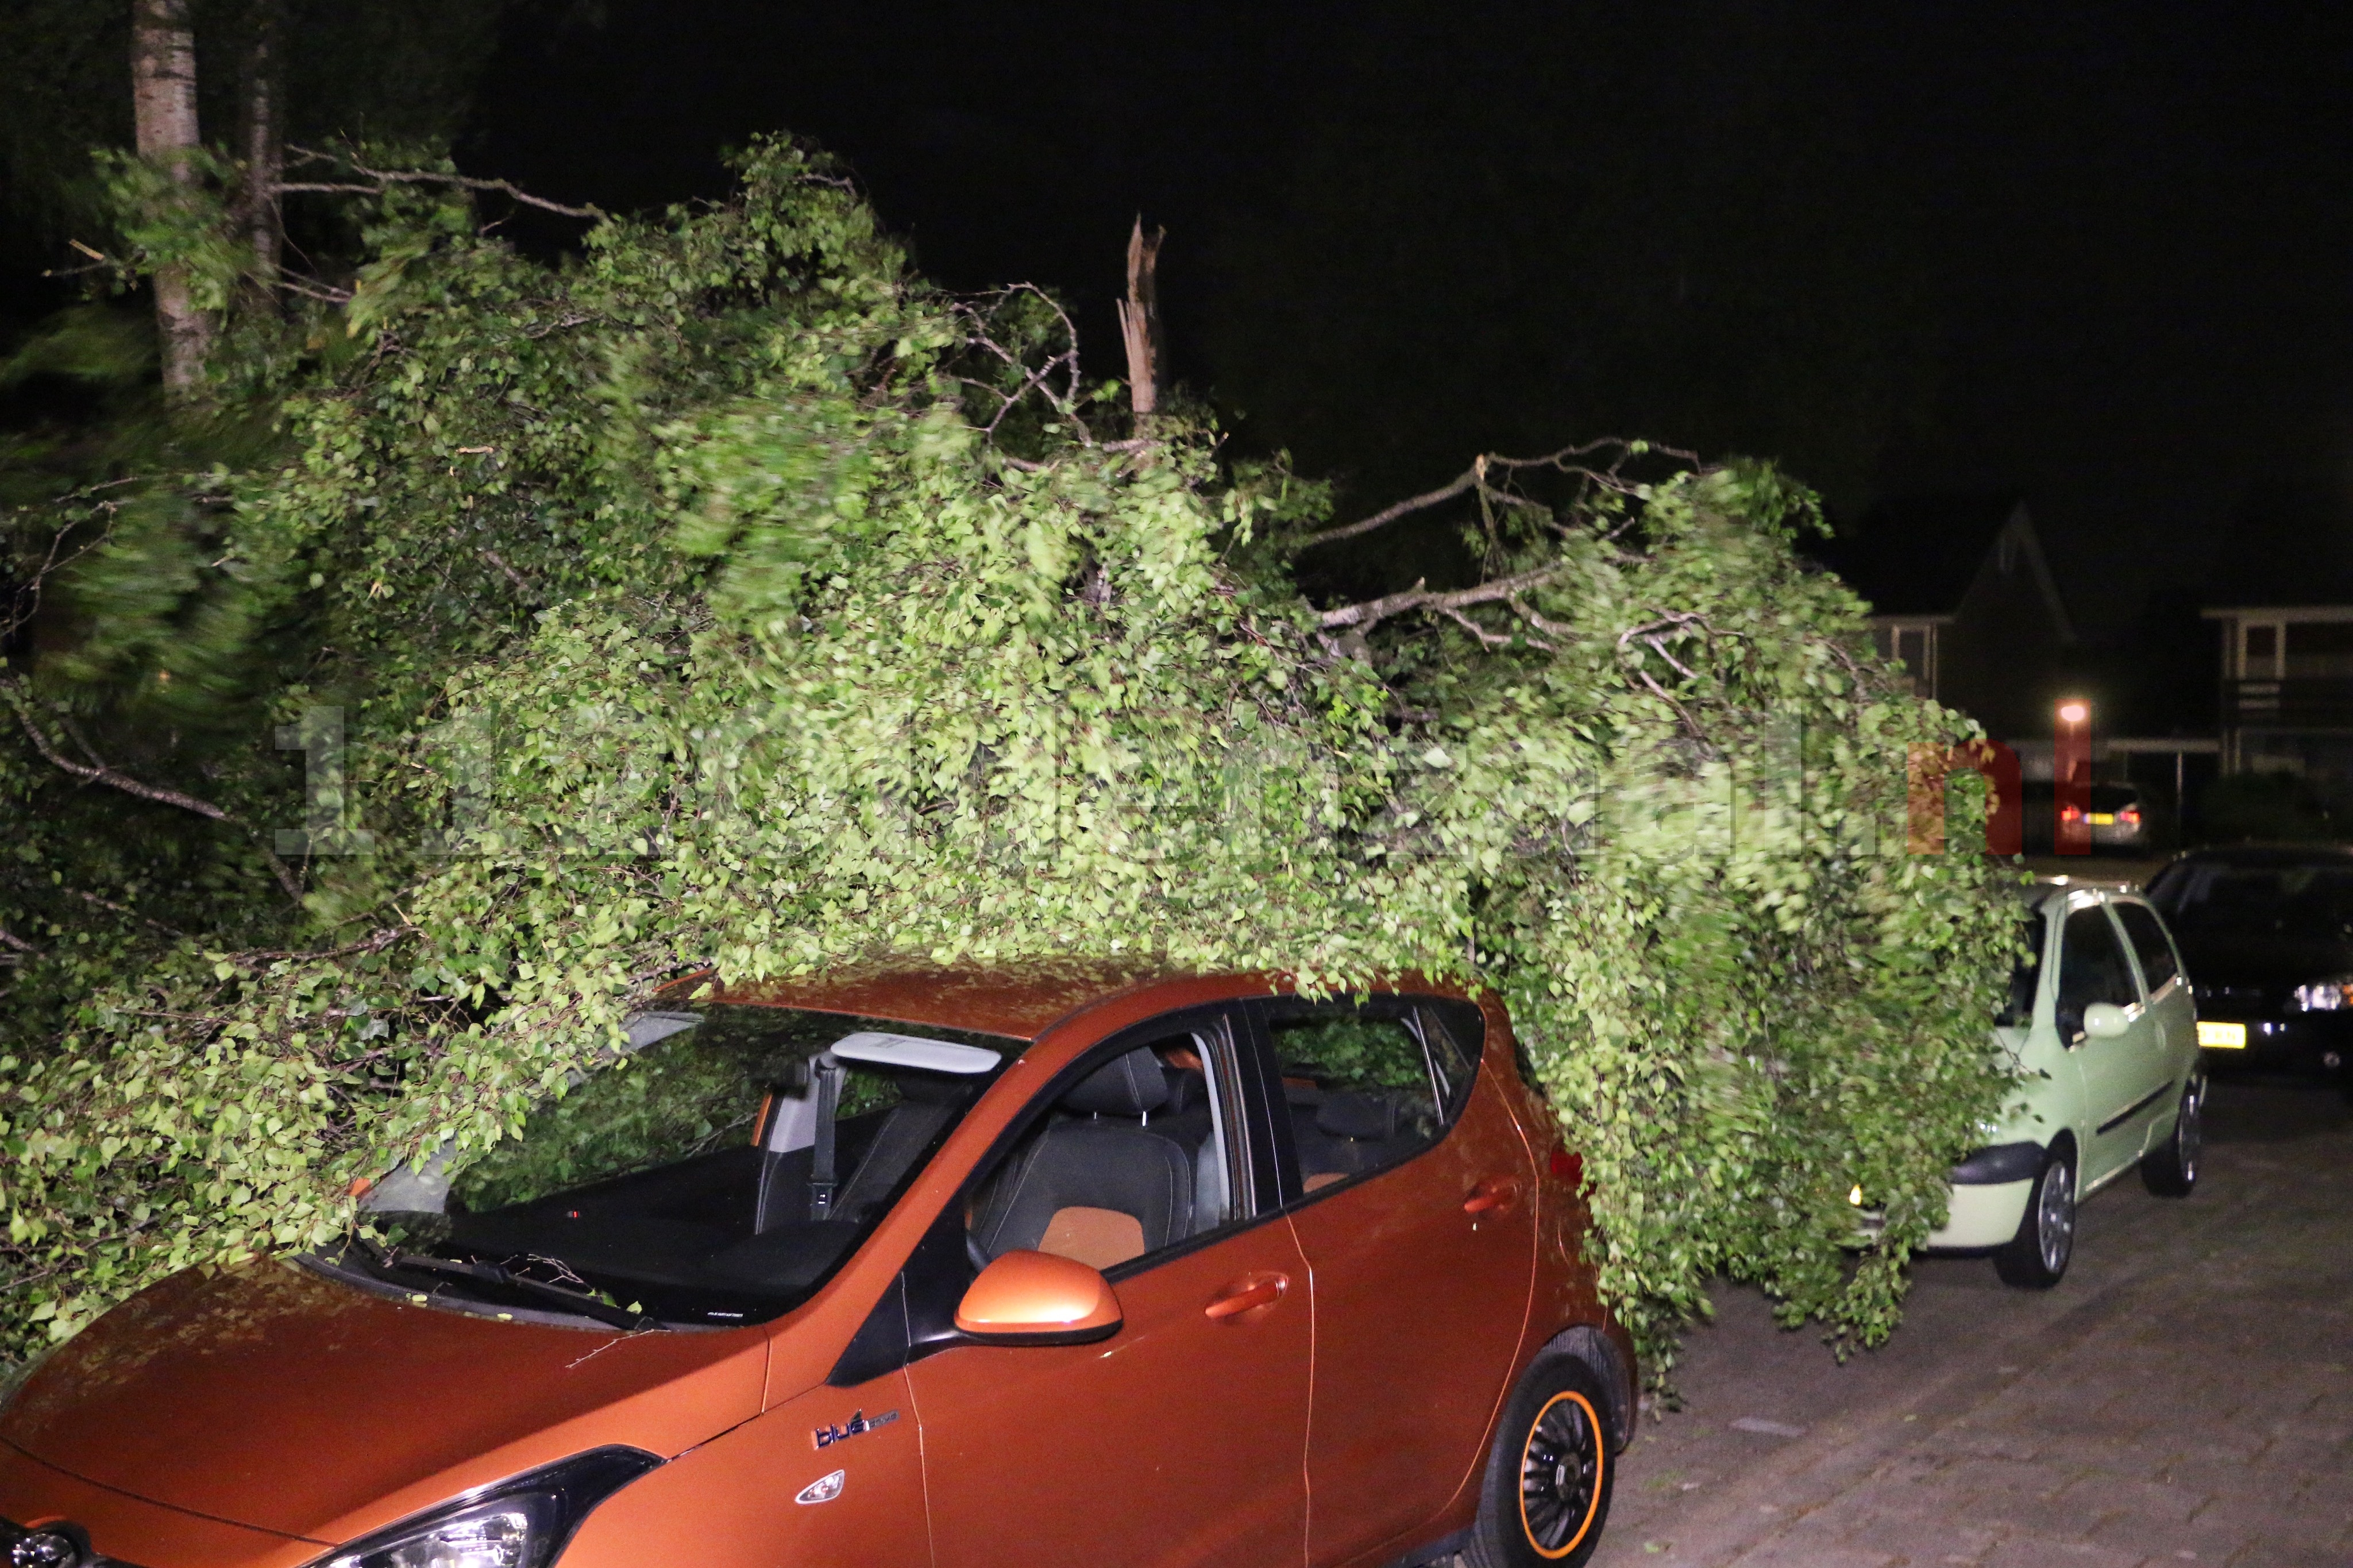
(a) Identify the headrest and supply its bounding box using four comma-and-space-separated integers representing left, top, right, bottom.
1317, 1091, 1398, 1142
1062, 1048, 1172, 1117
1164, 1068, 1209, 1115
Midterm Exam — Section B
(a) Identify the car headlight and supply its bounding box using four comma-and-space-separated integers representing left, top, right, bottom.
318, 1450, 660, 1568
2292, 976, 2353, 1011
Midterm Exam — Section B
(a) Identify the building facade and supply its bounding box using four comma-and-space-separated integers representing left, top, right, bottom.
2201, 603, 2353, 781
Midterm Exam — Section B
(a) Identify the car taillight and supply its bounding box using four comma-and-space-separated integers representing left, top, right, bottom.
2120, 809, 2140, 826
2059, 805, 2082, 823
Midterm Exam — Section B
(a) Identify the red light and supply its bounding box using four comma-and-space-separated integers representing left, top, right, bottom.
2121, 809, 2140, 826
2059, 805, 2082, 823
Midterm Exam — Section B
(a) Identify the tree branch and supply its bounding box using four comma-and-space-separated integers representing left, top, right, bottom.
11, 697, 226, 819
67, 886, 186, 938
0, 924, 36, 955
1317, 563, 1569, 635
276, 273, 353, 305
1294, 468, 1482, 551
5, 681, 306, 902
480, 547, 535, 599
1290, 438, 1708, 554
280, 148, 603, 220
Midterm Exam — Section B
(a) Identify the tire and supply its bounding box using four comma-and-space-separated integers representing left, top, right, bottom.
1464, 1354, 1616, 1568
2140, 1074, 2203, 1198
1993, 1145, 2076, 1289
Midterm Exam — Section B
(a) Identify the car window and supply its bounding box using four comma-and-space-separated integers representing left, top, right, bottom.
1996, 910, 2048, 1026
1262, 996, 1472, 1197
2112, 902, 2180, 992
966, 1014, 1249, 1275
2055, 906, 2137, 1041
348, 1006, 1020, 1327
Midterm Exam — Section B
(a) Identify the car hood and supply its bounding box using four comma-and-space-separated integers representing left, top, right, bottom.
0, 1259, 766, 1544
2177, 932, 2353, 998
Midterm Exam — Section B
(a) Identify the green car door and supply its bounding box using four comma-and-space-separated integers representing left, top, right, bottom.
2111, 897, 2196, 1146
2053, 901, 2163, 1186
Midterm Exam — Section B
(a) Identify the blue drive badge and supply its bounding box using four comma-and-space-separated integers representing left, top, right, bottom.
812, 1407, 901, 1449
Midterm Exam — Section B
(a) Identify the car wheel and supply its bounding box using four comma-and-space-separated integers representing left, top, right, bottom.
1464, 1354, 1615, 1568
1993, 1145, 2076, 1289
2139, 1074, 2202, 1198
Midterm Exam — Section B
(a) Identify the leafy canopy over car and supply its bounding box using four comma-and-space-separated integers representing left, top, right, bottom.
0, 136, 2016, 1374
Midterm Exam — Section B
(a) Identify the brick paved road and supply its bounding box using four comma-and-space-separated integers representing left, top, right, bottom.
1586, 1079, 2353, 1568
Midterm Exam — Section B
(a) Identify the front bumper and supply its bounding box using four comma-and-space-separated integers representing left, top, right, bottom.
1926, 1179, 2034, 1250
0, 1440, 317, 1568
1923, 1140, 2043, 1250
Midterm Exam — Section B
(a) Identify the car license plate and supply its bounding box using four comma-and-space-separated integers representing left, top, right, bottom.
2086, 812, 2116, 825
2197, 1021, 2247, 1049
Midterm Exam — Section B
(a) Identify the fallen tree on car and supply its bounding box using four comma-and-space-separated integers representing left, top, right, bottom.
0, 137, 2015, 1373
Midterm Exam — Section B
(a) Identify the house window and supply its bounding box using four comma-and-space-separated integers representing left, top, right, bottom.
2284, 620, 2353, 679
2242, 623, 2280, 679
1895, 626, 1932, 696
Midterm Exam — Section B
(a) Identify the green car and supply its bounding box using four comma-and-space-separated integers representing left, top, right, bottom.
1924, 882, 2204, 1287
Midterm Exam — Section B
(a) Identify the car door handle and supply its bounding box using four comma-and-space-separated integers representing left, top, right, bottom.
1203, 1273, 1289, 1320
1464, 1176, 1519, 1215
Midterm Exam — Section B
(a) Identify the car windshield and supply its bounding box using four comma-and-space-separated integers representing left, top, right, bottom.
2146, 859, 2353, 941
325, 1005, 1021, 1328
1996, 909, 2047, 1026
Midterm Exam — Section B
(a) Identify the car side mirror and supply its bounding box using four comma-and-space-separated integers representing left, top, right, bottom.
954, 1249, 1123, 1345
2082, 1002, 2131, 1040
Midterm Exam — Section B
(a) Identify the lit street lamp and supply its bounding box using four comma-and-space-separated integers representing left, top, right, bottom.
2055, 698, 2090, 854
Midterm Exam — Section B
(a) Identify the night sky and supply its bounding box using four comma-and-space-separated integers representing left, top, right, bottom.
26, 2, 2353, 723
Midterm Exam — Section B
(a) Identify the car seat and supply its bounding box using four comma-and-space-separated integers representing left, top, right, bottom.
971, 1046, 1195, 1270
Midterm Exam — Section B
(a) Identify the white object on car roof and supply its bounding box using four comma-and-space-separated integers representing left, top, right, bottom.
830, 1030, 1002, 1075
626, 1011, 700, 1050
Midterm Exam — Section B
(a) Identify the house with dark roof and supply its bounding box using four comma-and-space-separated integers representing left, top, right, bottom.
1815, 497, 2079, 744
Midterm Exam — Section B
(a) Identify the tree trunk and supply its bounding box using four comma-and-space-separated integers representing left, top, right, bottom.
1117, 217, 1165, 429
237, 1, 282, 299
130, 0, 211, 395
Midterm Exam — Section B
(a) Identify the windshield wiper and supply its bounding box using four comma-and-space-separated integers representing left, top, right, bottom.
376, 1250, 657, 1333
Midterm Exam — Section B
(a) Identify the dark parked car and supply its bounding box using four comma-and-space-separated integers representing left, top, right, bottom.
2020, 781, 2152, 854
2145, 845, 2353, 1095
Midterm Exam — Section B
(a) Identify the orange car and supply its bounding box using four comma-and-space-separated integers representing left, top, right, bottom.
1, 964, 1634, 1568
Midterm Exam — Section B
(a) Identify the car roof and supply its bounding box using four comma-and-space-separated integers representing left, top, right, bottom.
703, 957, 1194, 1041
2020, 880, 2143, 912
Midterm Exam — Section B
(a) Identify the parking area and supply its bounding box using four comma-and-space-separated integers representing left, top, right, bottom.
1588, 1079, 2353, 1568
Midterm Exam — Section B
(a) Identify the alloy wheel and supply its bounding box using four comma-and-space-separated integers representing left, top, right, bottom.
2036, 1158, 2075, 1276
2177, 1078, 2203, 1184
1519, 1389, 1605, 1559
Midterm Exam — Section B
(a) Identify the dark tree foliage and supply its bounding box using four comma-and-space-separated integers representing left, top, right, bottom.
0, 0, 510, 274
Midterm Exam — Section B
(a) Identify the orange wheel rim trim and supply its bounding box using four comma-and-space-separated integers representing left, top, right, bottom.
1518, 1389, 1604, 1559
